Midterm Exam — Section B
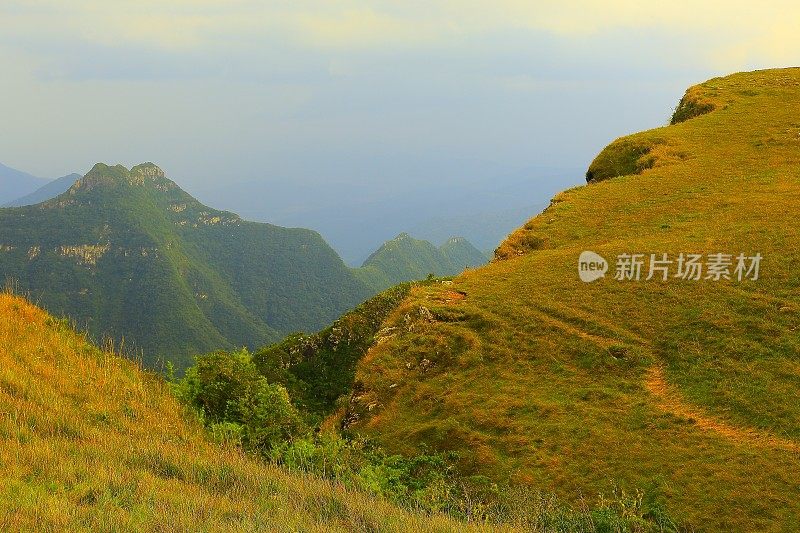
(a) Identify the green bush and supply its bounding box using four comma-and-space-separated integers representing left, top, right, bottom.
177, 337, 678, 529
178, 348, 305, 452
232, 378, 304, 452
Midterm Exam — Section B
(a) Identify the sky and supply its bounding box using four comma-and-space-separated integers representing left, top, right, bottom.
1, 1, 798, 261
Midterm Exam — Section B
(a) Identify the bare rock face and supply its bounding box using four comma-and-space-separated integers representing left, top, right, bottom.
132, 162, 166, 179
67, 163, 174, 195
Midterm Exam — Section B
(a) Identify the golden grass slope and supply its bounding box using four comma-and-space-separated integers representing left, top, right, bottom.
344, 68, 800, 531
0, 292, 481, 532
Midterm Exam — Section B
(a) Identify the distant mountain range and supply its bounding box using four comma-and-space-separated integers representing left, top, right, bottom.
355, 233, 487, 291
0, 162, 51, 204
0, 162, 485, 369
0, 163, 369, 369
408, 204, 546, 255
4, 172, 82, 207
191, 162, 582, 264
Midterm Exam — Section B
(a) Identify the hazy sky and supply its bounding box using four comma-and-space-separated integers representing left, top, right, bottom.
1, 1, 797, 257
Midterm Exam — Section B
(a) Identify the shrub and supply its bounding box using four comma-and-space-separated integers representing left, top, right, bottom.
179, 349, 259, 422
231, 378, 305, 453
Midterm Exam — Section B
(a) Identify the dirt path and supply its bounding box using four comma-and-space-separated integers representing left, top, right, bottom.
646, 366, 799, 453
521, 302, 798, 454
528, 307, 620, 348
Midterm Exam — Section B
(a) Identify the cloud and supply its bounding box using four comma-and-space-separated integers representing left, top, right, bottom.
0, 0, 797, 187
292, 8, 441, 49
1, 1, 799, 64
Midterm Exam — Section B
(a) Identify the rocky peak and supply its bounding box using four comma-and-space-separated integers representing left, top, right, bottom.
131, 163, 166, 180
68, 162, 174, 195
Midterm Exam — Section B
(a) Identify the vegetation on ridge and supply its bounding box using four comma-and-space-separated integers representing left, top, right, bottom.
176, 285, 678, 530
342, 68, 800, 531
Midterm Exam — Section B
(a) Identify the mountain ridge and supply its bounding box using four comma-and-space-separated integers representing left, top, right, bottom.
0, 162, 50, 204
337, 68, 800, 531
355, 232, 487, 291
0, 162, 492, 370
0, 162, 372, 369
3, 172, 82, 207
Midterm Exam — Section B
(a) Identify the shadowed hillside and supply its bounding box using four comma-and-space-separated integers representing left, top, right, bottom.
340, 68, 800, 531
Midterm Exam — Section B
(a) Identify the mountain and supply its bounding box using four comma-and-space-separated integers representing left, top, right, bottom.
440, 237, 490, 270
192, 161, 582, 265
354, 233, 487, 291
0, 162, 372, 370
0, 291, 471, 531
336, 69, 800, 530
407, 204, 547, 256
0, 162, 49, 204
4, 172, 81, 207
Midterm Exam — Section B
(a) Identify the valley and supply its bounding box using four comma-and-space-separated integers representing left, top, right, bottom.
2, 6, 799, 527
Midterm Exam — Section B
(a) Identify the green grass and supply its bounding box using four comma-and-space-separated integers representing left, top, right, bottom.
342, 68, 800, 531
1, 291, 675, 531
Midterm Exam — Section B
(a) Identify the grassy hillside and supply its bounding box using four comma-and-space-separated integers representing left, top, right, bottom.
342, 68, 800, 531
0, 163, 372, 370
356, 233, 487, 292
0, 291, 486, 531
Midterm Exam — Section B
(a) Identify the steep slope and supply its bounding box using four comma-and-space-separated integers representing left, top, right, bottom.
355, 233, 487, 291
4, 172, 81, 207
255, 283, 414, 420
0, 162, 49, 204
341, 69, 800, 531
0, 163, 371, 369
0, 292, 478, 531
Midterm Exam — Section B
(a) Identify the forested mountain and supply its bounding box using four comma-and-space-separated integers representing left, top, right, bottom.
354, 233, 487, 291
0, 163, 494, 369
0, 162, 371, 369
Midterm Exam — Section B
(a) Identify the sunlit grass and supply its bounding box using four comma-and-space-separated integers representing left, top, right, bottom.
0, 292, 489, 532
345, 68, 800, 531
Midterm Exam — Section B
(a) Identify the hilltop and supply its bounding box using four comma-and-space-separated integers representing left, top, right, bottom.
0, 163, 371, 370
356, 233, 487, 291
339, 69, 800, 530
0, 291, 481, 531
